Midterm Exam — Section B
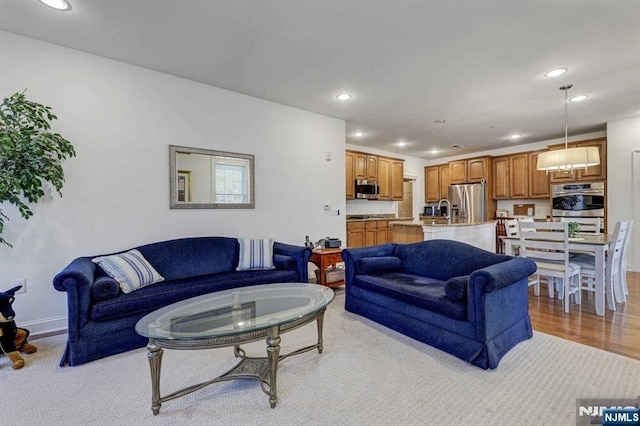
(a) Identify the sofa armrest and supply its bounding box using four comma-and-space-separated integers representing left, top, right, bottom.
52, 257, 97, 341
467, 257, 536, 341
470, 257, 537, 294
341, 244, 397, 288
273, 242, 312, 282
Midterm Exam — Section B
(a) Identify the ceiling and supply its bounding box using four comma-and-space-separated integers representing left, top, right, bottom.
1, 0, 639, 159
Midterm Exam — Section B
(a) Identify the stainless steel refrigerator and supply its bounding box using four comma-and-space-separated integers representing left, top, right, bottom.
448, 182, 487, 223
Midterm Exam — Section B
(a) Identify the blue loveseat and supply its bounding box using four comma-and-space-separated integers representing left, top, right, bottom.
53, 236, 311, 366
341, 239, 537, 369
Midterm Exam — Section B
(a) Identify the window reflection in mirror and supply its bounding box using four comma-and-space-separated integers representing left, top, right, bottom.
169, 145, 255, 209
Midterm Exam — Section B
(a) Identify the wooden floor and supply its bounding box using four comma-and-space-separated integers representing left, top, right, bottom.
529, 271, 640, 361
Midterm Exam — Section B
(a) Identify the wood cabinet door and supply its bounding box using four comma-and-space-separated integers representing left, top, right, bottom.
449, 160, 467, 184
391, 160, 404, 200
377, 157, 392, 200
424, 166, 440, 202
376, 220, 388, 244
439, 164, 450, 200
528, 152, 550, 198
509, 153, 529, 198
366, 155, 378, 180
346, 221, 365, 248
354, 153, 367, 179
492, 156, 509, 199
345, 151, 355, 199
575, 138, 606, 181
365, 227, 377, 246
467, 157, 488, 182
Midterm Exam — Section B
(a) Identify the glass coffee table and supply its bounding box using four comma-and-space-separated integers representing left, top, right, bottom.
135, 283, 334, 414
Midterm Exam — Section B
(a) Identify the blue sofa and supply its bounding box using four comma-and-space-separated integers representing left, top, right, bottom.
53, 237, 311, 366
341, 239, 537, 369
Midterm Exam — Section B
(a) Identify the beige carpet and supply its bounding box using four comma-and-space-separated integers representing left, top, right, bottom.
2, 289, 639, 425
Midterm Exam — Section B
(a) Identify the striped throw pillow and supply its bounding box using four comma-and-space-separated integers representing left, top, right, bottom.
237, 238, 275, 271
92, 249, 164, 293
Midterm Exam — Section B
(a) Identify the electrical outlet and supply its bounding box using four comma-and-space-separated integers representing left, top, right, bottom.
11, 279, 26, 293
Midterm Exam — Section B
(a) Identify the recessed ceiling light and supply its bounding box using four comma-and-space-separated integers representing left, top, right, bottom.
397, 142, 407, 147
569, 95, 589, 102
336, 93, 352, 101
430, 149, 439, 154
509, 134, 522, 140
354, 132, 365, 137
38, 0, 72, 10
545, 68, 568, 78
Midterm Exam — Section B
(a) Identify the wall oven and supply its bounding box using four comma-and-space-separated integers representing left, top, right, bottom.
552, 181, 605, 218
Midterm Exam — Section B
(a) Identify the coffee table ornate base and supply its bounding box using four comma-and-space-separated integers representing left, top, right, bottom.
145, 308, 326, 414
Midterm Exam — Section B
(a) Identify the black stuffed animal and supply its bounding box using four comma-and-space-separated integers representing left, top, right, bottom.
0, 286, 37, 369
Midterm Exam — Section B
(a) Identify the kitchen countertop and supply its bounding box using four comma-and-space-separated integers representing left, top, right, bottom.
346, 215, 413, 222
390, 220, 497, 227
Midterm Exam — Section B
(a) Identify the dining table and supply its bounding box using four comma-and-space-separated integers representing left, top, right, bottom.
502, 233, 612, 316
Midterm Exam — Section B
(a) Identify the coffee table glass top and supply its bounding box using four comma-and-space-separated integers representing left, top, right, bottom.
135, 283, 334, 340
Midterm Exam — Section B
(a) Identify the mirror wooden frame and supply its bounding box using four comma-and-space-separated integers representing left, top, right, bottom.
169, 145, 255, 209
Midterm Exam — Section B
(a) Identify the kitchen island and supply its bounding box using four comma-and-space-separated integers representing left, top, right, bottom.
391, 220, 497, 252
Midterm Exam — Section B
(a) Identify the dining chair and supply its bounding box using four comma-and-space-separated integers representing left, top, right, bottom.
619, 220, 634, 302
560, 217, 603, 234
505, 219, 519, 236
572, 220, 629, 309
519, 221, 582, 313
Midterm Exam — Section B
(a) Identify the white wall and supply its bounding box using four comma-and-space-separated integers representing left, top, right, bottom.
607, 116, 640, 272
0, 31, 346, 332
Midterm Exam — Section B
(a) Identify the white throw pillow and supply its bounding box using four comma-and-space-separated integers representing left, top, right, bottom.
237, 238, 275, 271
92, 249, 164, 293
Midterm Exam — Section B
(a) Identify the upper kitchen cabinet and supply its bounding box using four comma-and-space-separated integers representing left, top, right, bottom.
346, 150, 404, 201
377, 156, 404, 200
424, 163, 450, 202
492, 152, 549, 200
391, 159, 404, 200
528, 151, 550, 198
345, 151, 355, 200
548, 137, 607, 183
492, 156, 509, 200
509, 153, 529, 198
353, 152, 378, 180
449, 156, 491, 184
448, 160, 467, 184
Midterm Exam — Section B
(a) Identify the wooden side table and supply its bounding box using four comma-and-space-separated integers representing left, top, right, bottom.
309, 248, 344, 288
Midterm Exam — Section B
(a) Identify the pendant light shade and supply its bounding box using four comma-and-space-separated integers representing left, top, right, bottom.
537, 84, 600, 173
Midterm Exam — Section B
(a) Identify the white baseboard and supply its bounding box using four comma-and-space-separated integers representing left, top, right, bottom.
19, 316, 67, 337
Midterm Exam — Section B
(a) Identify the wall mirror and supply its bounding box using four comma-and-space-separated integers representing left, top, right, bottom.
169, 145, 255, 209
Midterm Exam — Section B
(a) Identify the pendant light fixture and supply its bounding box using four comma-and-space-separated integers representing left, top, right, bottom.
536, 84, 600, 173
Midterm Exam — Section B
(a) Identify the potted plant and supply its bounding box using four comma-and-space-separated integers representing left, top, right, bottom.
0, 91, 76, 247
567, 221, 581, 238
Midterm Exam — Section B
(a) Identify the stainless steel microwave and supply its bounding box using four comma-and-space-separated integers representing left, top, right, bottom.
355, 179, 379, 200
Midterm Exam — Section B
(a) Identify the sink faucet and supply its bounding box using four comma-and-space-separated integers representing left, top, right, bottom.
437, 199, 451, 222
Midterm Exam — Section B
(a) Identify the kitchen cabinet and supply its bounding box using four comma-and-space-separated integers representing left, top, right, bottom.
528, 151, 550, 198
449, 160, 467, 184
377, 157, 392, 200
548, 137, 607, 183
425, 163, 450, 202
345, 151, 355, 200
509, 153, 529, 198
391, 160, 404, 200
449, 156, 491, 184
492, 152, 549, 200
468, 157, 490, 182
346, 221, 365, 248
365, 220, 388, 246
492, 156, 509, 200
346, 150, 404, 201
